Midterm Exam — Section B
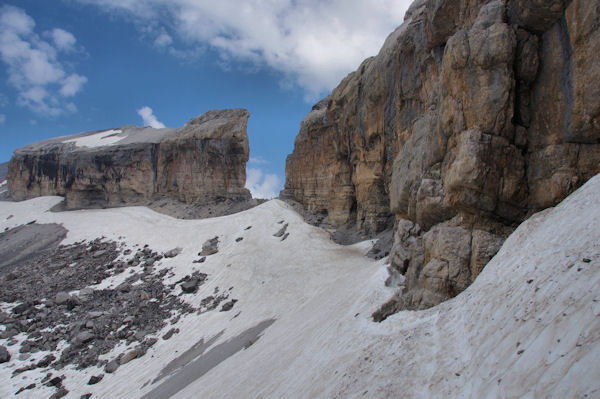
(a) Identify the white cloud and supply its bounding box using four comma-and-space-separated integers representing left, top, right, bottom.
0, 5, 34, 35
0, 114, 5, 124
76, 0, 412, 99
50, 28, 76, 52
246, 167, 280, 199
137, 106, 166, 128
249, 156, 269, 165
154, 32, 173, 48
0, 5, 87, 115
60, 74, 88, 97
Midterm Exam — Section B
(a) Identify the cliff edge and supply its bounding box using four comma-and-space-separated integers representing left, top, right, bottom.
7, 109, 252, 211
282, 0, 600, 310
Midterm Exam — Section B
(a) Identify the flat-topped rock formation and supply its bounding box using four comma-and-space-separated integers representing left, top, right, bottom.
283, 0, 600, 310
7, 109, 251, 210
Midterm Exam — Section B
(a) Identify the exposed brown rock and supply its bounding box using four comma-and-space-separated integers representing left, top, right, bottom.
7, 109, 251, 209
284, 0, 600, 310
507, 0, 570, 33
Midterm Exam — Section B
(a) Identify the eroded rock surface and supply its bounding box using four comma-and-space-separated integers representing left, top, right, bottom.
7, 109, 251, 210
283, 0, 600, 310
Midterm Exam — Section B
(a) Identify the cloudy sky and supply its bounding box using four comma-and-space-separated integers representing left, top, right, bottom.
0, 0, 411, 198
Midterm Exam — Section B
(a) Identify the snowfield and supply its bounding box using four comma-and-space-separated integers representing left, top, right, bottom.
1, 174, 599, 398
63, 129, 124, 148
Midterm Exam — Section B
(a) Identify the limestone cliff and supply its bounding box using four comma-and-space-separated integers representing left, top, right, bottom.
7, 109, 251, 209
0, 162, 8, 182
283, 0, 600, 311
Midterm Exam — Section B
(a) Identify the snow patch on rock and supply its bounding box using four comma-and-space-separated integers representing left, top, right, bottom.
63, 129, 124, 148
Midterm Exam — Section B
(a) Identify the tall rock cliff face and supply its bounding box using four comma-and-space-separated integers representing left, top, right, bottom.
7, 109, 251, 209
283, 0, 600, 311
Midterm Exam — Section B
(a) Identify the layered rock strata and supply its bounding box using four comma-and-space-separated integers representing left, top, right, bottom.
283, 0, 600, 310
7, 109, 251, 209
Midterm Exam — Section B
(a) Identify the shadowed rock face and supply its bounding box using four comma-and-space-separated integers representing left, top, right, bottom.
7, 109, 251, 209
0, 162, 8, 182
283, 0, 600, 310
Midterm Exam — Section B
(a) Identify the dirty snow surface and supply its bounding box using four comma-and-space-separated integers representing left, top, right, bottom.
1, 175, 600, 398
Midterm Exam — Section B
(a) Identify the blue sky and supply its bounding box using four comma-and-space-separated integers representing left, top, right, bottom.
0, 0, 410, 197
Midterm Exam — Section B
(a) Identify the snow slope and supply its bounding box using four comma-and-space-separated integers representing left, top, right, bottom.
1, 174, 599, 398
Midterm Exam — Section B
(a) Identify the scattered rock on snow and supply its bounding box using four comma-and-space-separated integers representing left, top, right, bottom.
46, 376, 63, 387
273, 223, 288, 238
200, 237, 219, 256
104, 359, 120, 373
0, 345, 10, 363
162, 328, 179, 340
36, 354, 55, 368
15, 383, 36, 395
120, 349, 138, 365
198, 293, 230, 313
163, 248, 181, 258
0, 230, 234, 392
220, 299, 238, 312
179, 272, 207, 294
181, 279, 200, 294
92, 250, 107, 258
50, 387, 68, 399
87, 374, 103, 385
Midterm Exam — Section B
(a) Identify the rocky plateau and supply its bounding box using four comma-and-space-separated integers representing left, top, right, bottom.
7, 109, 252, 215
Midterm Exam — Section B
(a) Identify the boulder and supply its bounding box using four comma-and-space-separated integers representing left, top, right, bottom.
54, 292, 70, 306
119, 349, 138, 365
163, 248, 181, 258
181, 279, 199, 294
87, 374, 103, 385
0, 345, 10, 363
50, 388, 68, 399
200, 237, 219, 256
75, 331, 94, 344
104, 359, 119, 373
220, 299, 238, 312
